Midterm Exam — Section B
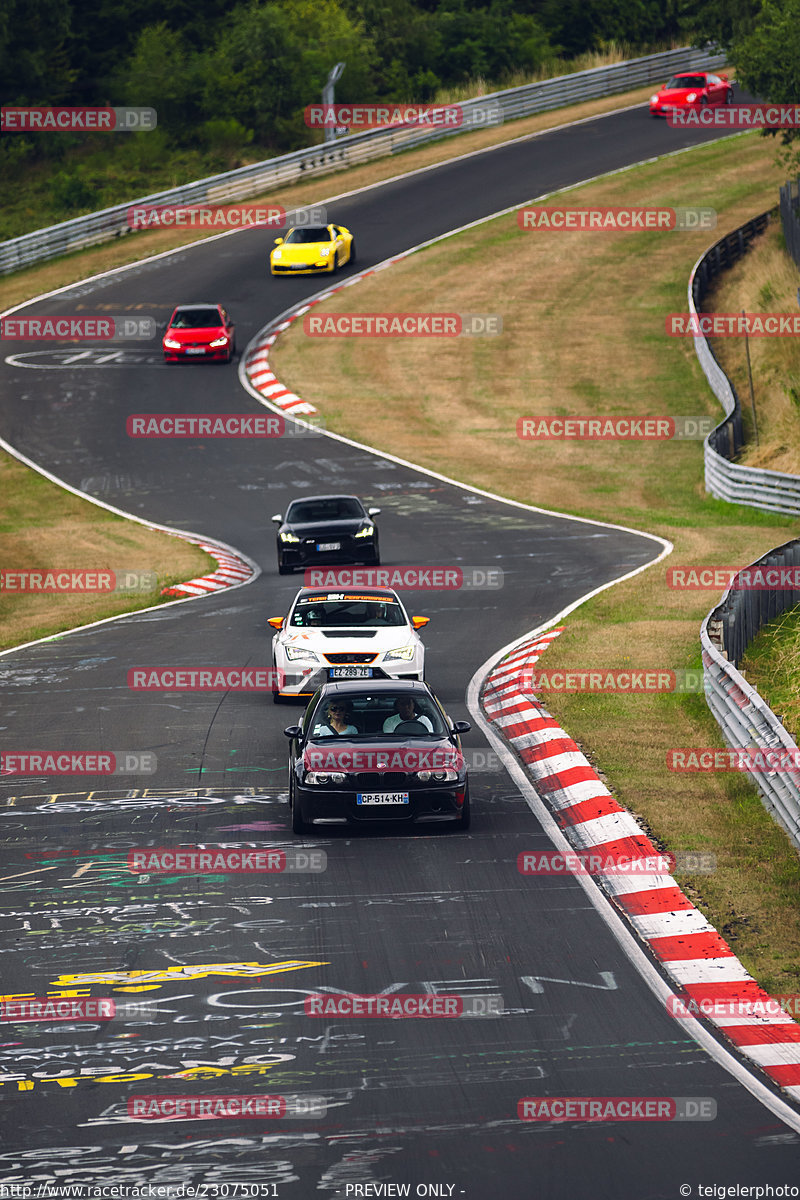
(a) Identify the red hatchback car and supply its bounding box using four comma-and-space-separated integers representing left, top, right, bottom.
162, 304, 236, 363
650, 73, 733, 117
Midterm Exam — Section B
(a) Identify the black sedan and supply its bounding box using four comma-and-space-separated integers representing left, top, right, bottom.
272, 494, 381, 575
283, 680, 471, 832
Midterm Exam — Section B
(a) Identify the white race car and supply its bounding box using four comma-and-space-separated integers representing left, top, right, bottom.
269, 586, 429, 703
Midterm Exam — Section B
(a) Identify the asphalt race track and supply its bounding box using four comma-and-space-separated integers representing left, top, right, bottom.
1, 102, 800, 1193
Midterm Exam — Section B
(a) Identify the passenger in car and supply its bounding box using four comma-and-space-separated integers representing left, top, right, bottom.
314, 700, 358, 736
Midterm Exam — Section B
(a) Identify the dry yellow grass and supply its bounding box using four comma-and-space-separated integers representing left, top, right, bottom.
0, 451, 213, 651
706, 223, 800, 473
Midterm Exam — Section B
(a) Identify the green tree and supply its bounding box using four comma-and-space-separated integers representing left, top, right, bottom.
677, 0, 762, 51
117, 23, 206, 139
733, 0, 800, 167
0, 0, 74, 102
204, 0, 377, 150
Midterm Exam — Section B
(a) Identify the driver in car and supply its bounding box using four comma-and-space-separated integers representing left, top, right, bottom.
382, 696, 434, 733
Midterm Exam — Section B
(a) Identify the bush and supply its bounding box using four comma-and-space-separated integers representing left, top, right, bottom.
200, 117, 254, 168
49, 171, 95, 209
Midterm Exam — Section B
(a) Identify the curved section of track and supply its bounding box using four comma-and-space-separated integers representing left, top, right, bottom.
1, 105, 799, 1191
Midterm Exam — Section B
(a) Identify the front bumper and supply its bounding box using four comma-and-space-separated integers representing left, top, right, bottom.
277, 538, 379, 570
270, 259, 336, 275
294, 779, 467, 824
274, 661, 423, 698
163, 344, 230, 361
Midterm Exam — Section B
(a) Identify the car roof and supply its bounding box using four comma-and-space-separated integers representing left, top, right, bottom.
293, 586, 399, 602
171, 303, 223, 311
317, 678, 434, 698
287, 494, 363, 504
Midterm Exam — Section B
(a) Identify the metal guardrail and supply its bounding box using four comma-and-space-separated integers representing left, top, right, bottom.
0, 46, 727, 276
701, 541, 800, 850
692, 213, 800, 846
780, 175, 800, 268
690, 212, 800, 514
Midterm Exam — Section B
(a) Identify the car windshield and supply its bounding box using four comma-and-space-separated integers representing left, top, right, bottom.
286, 498, 364, 522
666, 75, 705, 89
308, 692, 446, 738
291, 598, 406, 628
284, 227, 332, 244
170, 308, 222, 328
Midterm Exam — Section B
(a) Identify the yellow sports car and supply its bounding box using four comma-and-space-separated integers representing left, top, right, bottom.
270, 223, 356, 275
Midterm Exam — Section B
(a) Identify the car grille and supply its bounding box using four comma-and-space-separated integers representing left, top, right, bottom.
353, 772, 408, 789
324, 653, 377, 664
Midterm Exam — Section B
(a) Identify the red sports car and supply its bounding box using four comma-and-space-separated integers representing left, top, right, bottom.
650, 73, 733, 117
162, 304, 236, 363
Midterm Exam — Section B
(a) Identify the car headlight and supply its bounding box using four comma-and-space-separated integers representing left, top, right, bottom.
273, 250, 282, 261
209, 336, 229, 347
354, 525, 374, 538
417, 769, 458, 782
163, 337, 181, 349
686, 92, 697, 102
285, 646, 319, 662
384, 646, 416, 662
279, 532, 301, 543
305, 771, 346, 785
650, 95, 659, 104
318, 247, 331, 257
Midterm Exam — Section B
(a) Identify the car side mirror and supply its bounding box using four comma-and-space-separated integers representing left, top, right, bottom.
268, 616, 284, 630
284, 725, 302, 739
452, 721, 471, 734
274, 237, 284, 245
411, 616, 430, 630
368, 507, 381, 516
271, 514, 282, 524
